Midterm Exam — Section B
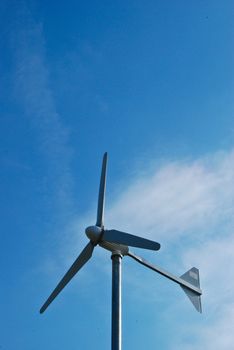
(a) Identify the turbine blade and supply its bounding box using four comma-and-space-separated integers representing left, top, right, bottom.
40, 242, 94, 314
103, 229, 160, 251
96, 152, 108, 228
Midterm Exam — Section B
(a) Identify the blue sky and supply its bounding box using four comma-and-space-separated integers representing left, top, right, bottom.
0, 1, 233, 349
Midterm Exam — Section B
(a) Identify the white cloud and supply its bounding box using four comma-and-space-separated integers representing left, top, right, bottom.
106, 150, 234, 243
103, 149, 234, 349
177, 231, 234, 350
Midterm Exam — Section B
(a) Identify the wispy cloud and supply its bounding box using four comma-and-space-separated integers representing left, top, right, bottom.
11, 4, 73, 218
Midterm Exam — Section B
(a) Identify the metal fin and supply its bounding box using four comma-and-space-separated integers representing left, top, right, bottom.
180, 267, 202, 313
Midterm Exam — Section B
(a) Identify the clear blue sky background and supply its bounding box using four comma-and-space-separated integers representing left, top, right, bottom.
1, 1, 233, 349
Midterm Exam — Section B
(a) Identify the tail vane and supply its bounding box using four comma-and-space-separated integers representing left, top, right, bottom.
180, 267, 202, 313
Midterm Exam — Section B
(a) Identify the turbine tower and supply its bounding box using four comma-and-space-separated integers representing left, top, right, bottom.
40, 152, 202, 350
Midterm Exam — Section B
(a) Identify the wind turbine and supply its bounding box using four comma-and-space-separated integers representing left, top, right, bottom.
40, 152, 202, 350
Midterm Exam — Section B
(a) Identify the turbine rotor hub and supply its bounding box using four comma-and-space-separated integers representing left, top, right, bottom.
85, 225, 102, 243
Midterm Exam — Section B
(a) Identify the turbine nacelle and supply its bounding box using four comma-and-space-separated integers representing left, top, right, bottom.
85, 225, 102, 243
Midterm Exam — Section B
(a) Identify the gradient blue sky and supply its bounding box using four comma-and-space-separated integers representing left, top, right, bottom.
1, 1, 234, 349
